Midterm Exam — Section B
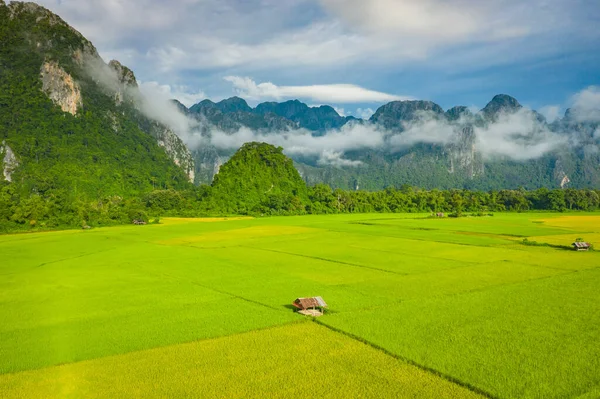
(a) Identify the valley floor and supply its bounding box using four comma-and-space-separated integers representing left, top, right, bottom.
1, 213, 599, 398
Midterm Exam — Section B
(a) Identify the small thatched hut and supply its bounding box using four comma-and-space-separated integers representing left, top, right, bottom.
572, 242, 591, 251
293, 297, 328, 316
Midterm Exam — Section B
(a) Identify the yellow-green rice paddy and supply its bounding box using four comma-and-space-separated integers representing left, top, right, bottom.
1, 213, 599, 398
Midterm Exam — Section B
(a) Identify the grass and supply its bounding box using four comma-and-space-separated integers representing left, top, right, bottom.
1, 213, 599, 398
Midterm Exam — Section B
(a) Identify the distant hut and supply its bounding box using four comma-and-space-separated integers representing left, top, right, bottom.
436, 212, 444, 218
132, 219, 147, 225
572, 242, 591, 251
293, 296, 328, 316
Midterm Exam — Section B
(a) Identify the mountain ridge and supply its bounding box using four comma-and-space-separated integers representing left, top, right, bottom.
185, 93, 599, 190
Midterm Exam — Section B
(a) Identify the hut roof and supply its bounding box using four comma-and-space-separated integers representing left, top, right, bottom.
293, 296, 328, 310
572, 242, 591, 248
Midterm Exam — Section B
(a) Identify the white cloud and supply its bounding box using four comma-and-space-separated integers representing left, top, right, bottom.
539, 105, 561, 123
208, 122, 385, 166
134, 82, 202, 147
83, 58, 202, 146
210, 123, 385, 154
320, 0, 486, 40
570, 86, 600, 122
390, 116, 455, 148
31, 0, 599, 99
333, 107, 346, 117
356, 108, 375, 120
223, 76, 409, 103
473, 110, 567, 160
318, 150, 362, 167
145, 22, 386, 72
315, 0, 572, 57
379, 108, 568, 161
139, 81, 206, 107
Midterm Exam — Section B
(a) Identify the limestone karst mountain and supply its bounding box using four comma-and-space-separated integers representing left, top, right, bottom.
0, 1, 194, 196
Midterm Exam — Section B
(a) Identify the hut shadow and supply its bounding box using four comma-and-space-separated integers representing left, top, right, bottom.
282, 304, 297, 311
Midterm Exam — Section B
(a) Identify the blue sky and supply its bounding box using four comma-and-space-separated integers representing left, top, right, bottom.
36, 0, 600, 120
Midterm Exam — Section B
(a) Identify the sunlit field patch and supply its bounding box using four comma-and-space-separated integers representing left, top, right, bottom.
1, 213, 599, 398
159, 216, 254, 224
525, 233, 600, 247
158, 225, 320, 247
0, 323, 483, 399
536, 215, 600, 232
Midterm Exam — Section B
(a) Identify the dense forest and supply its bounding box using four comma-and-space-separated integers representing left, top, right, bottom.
2, 143, 600, 234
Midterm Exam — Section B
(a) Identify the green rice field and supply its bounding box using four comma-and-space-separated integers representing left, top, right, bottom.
1, 213, 599, 398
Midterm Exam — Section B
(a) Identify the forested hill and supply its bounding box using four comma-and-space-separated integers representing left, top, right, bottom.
0, 1, 195, 199
208, 142, 309, 214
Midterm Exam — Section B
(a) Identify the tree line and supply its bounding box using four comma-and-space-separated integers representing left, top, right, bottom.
2, 180, 600, 234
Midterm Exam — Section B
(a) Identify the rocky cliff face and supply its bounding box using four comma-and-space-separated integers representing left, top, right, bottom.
446, 126, 484, 178
192, 146, 224, 185
1, 141, 19, 182
150, 124, 196, 183
370, 101, 445, 130
107, 59, 137, 105
40, 61, 82, 115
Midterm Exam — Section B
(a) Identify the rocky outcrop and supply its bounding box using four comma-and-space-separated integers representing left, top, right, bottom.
1, 141, 19, 182
446, 126, 484, 178
40, 61, 82, 115
446, 106, 473, 122
190, 98, 350, 133
553, 159, 569, 188
150, 124, 195, 183
481, 94, 522, 120
193, 146, 225, 185
98, 59, 138, 106
369, 101, 445, 130
108, 60, 138, 88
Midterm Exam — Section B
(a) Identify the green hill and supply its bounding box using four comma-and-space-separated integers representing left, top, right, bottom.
210, 142, 309, 214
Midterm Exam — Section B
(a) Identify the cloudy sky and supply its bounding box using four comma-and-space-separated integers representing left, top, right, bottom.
35, 0, 600, 119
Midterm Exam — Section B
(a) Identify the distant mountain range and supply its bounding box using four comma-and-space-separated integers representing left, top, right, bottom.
180, 94, 600, 190
180, 97, 355, 132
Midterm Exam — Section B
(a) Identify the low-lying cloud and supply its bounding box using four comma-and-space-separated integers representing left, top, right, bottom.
85, 56, 204, 148
139, 82, 206, 108
473, 110, 567, 160
209, 122, 385, 166
224, 76, 411, 104
570, 86, 600, 122
203, 107, 573, 166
